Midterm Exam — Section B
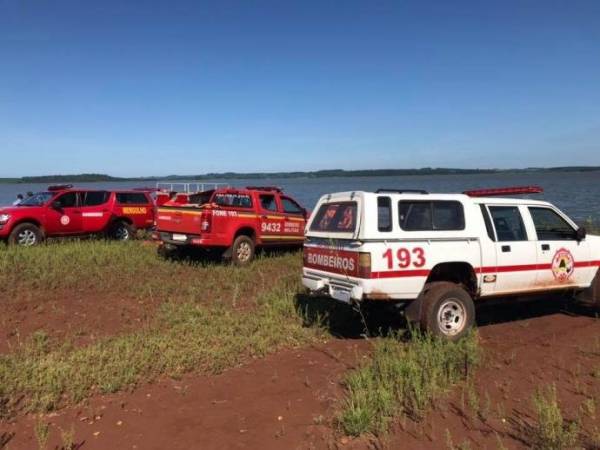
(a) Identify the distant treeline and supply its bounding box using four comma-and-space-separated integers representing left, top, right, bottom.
1, 167, 599, 184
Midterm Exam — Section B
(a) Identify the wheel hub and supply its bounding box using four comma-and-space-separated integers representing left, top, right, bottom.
437, 299, 466, 336
17, 229, 37, 246
237, 242, 251, 262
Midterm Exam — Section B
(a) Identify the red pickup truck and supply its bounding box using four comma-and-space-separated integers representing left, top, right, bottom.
0, 185, 155, 246
154, 186, 307, 265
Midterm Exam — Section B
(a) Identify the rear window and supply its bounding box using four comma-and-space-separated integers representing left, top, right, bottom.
399, 201, 465, 231
310, 202, 357, 233
116, 192, 149, 205
214, 193, 252, 208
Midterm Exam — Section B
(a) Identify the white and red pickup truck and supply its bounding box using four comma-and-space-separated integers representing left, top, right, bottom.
302, 186, 600, 340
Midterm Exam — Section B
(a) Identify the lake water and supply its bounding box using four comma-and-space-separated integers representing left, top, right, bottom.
1, 171, 599, 224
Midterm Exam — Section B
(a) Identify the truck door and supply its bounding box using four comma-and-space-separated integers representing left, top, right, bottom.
527, 206, 592, 288
486, 205, 538, 294
45, 191, 83, 235
279, 195, 306, 243
258, 193, 284, 243
80, 191, 111, 233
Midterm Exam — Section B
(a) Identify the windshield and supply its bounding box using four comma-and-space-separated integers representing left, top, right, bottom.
19, 192, 54, 206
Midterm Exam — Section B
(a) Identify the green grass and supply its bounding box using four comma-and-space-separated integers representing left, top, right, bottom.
0, 265, 322, 417
339, 331, 480, 436
0, 240, 323, 418
0, 240, 300, 306
530, 384, 579, 450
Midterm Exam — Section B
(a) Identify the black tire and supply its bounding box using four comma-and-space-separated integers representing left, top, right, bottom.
230, 235, 255, 266
8, 223, 43, 247
419, 282, 475, 341
577, 270, 600, 312
109, 221, 135, 241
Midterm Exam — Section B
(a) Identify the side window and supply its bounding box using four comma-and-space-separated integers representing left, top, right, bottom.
116, 193, 150, 204
480, 204, 496, 241
432, 201, 465, 230
259, 194, 277, 212
55, 192, 78, 208
399, 201, 464, 231
489, 206, 528, 241
399, 201, 431, 231
82, 191, 109, 207
281, 197, 304, 215
377, 196, 392, 232
528, 207, 576, 240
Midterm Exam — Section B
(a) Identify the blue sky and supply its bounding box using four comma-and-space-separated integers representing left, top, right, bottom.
1, 0, 599, 177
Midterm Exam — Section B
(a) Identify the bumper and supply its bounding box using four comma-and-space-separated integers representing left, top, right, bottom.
302, 271, 364, 303
0, 224, 9, 238
155, 231, 204, 246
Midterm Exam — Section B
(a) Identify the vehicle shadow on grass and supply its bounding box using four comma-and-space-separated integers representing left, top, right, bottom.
295, 293, 599, 340
295, 293, 409, 339
157, 245, 302, 266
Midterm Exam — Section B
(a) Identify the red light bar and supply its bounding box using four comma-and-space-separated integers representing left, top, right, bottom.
463, 185, 543, 197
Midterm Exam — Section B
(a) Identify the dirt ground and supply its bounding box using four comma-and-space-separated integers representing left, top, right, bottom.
1, 298, 599, 450
0, 290, 159, 353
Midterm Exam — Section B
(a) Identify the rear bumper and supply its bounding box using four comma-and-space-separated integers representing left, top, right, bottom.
302, 270, 364, 303
155, 231, 204, 246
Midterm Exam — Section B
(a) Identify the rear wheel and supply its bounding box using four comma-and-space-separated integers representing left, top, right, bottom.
419, 282, 475, 341
109, 221, 135, 241
231, 235, 255, 266
8, 223, 43, 247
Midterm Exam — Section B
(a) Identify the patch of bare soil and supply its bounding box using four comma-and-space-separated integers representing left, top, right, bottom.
1, 299, 599, 450
0, 291, 159, 354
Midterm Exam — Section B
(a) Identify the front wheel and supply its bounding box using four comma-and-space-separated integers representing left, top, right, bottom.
8, 223, 44, 247
420, 282, 475, 341
230, 235, 255, 266
109, 221, 135, 241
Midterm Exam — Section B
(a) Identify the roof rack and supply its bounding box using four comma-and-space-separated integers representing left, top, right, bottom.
463, 185, 543, 197
156, 181, 229, 193
48, 184, 73, 191
375, 189, 428, 194
246, 186, 282, 192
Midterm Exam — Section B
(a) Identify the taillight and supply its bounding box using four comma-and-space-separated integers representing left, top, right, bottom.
200, 212, 212, 232
358, 252, 371, 278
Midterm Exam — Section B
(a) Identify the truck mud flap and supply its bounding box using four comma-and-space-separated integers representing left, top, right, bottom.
576, 270, 600, 310
403, 294, 425, 324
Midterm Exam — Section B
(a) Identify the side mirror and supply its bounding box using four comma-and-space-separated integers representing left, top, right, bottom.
51, 201, 62, 210
576, 227, 587, 241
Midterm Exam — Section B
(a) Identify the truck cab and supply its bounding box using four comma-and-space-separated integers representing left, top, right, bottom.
302, 187, 600, 339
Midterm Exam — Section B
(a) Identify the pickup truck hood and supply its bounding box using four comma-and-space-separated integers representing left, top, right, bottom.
0, 205, 44, 215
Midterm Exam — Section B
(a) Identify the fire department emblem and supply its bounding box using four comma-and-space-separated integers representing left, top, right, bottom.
551, 248, 574, 282
60, 215, 70, 226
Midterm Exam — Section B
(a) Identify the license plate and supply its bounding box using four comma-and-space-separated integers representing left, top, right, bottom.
172, 234, 187, 242
330, 288, 352, 304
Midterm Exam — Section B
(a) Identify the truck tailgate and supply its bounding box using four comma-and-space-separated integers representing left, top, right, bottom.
156, 207, 203, 234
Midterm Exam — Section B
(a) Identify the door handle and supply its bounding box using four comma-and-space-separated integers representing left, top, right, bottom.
541, 244, 550, 251
261, 215, 268, 219
501, 245, 511, 252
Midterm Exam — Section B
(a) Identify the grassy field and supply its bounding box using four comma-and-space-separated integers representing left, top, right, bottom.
0, 239, 484, 440
0, 241, 328, 417
339, 331, 480, 436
